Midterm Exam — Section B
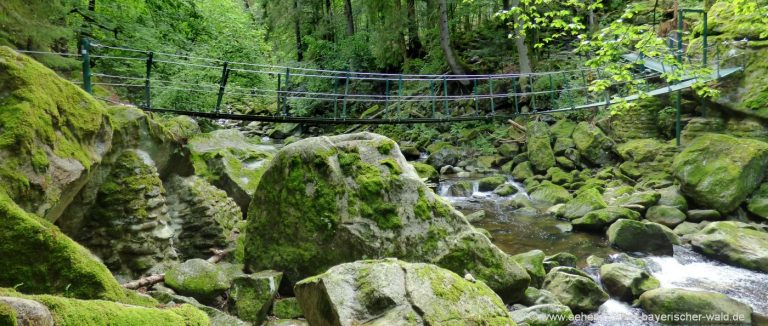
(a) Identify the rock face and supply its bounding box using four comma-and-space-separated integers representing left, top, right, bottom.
527, 121, 556, 172
690, 221, 768, 273
639, 288, 753, 325
572, 122, 616, 166
607, 219, 679, 255
294, 259, 515, 326
673, 133, 768, 213
599, 263, 659, 302
244, 133, 529, 300
0, 47, 113, 221
188, 129, 276, 213
542, 267, 608, 313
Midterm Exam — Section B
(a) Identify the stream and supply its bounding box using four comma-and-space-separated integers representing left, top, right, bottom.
437, 177, 768, 324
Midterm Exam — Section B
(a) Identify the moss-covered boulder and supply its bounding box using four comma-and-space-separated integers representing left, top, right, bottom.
612, 191, 661, 211
478, 175, 506, 192
494, 184, 519, 196
550, 120, 576, 139
411, 162, 439, 183
599, 263, 659, 302
690, 221, 768, 273
512, 161, 535, 180
561, 188, 607, 220
164, 259, 235, 303
673, 133, 768, 213
747, 182, 768, 219
294, 259, 515, 325
271, 297, 303, 319
446, 181, 472, 197
511, 250, 546, 287
529, 183, 572, 207
0, 190, 128, 301
244, 133, 529, 300
426, 142, 461, 169
509, 304, 573, 326
0, 47, 113, 221
607, 219, 680, 255
0, 296, 54, 325
646, 205, 687, 228
228, 270, 282, 325
572, 207, 641, 231
188, 129, 276, 213
521, 287, 561, 306
572, 122, 616, 166
657, 187, 688, 212
527, 121, 556, 172
542, 267, 608, 313
639, 288, 752, 325
543, 253, 577, 272
0, 289, 208, 326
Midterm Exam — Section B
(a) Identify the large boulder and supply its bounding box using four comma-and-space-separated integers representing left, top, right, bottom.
747, 182, 768, 219
572, 207, 641, 231
542, 267, 608, 313
529, 183, 572, 207
690, 221, 768, 273
294, 259, 515, 326
0, 47, 113, 221
527, 121, 556, 172
228, 270, 283, 325
673, 133, 768, 213
511, 250, 546, 287
188, 129, 276, 213
607, 219, 680, 255
646, 205, 687, 228
561, 188, 607, 220
599, 263, 659, 302
639, 288, 752, 325
164, 259, 236, 303
244, 133, 529, 300
572, 122, 616, 166
509, 304, 573, 326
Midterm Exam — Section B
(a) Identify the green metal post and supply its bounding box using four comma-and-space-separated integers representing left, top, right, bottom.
430, 80, 436, 118
676, 8, 684, 146
283, 68, 290, 116
512, 78, 519, 114
530, 74, 537, 112
277, 73, 282, 113
563, 72, 573, 109
473, 79, 479, 115
702, 12, 708, 66
397, 76, 403, 119
215, 61, 230, 113
384, 79, 390, 119
143, 52, 153, 109
548, 73, 554, 105
342, 74, 350, 119
443, 78, 449, 116
488, 77, 495, 115
333, 77, 339, 119
81, 38, 92, 94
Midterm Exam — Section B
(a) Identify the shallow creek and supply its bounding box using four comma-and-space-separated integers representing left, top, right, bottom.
436, 177, 768, 323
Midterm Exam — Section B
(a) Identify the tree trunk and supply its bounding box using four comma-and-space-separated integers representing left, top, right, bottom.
88, 0, 96, 11
406, 0, 423, 58
437, 0, 467, 79
344, 0, 355, 36
325, 0, 334, 41
511, 0, 531, 92
294, 0, 303, 61
502, 0, 510, 10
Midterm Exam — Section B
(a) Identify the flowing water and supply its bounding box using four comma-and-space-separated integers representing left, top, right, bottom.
437, 177, 768, 323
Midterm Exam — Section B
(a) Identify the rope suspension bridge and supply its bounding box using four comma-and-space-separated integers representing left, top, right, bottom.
15, 9, 744, 145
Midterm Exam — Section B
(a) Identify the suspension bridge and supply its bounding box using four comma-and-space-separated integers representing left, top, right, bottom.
14, 9, 745, 145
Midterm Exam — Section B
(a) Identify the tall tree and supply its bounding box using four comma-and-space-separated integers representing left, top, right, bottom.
510, 0, 531, 89
406, 0, 423, 58
294, 0, 303, 61
344, 0, 355, 35
437, 0, 467, 77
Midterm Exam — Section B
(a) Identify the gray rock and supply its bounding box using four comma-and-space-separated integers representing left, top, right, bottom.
607, 219, 680, 255
522, 287, 562, 306
165, 259, 235, 302
542, 268, 609, 313
687, 209, 722, 222
229, 270, 283, 325
691, 221, 768, 273
510, 304, 573, 326
0, 297, 54, 326
599, 263, 659, 302
639, 288, 752, 325
646, 205, 687, 228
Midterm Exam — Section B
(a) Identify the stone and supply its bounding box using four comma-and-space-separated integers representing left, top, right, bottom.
244, 133, 529, 300
639, 288, 753, 325
411, 162, 439, 183
498, 143, 520, 157
527, 121, 556, 172
747, 182, 768, 219
547, 167, 573, 185
607, 219, 680, 255
522, 287, 561, 306
512, 161, 535, 180
494, 184, 519, 196
229, 271, 283, 324
478, 175, 506, 192
272, 297, 303, 319
561, 188, 608, 220
400, 144, 422, 160
612, 191, 660, 211
646, 205, 687, 228
572, 122, 616, 166
446, 181, 472, 197
268, 123, 299, 139
673, 222, 702, 237
687, 209, 721, 222
599, 263, 660, 302
165, 259, 233, 302
553, 138, 575, 155
690, 221, 768, 273
465, 210, 486, 223
0, 297, 54, 326
426, 142, 461, 168
542, 268, 609, 313
550, 120, 577, 139
616, 138, 675, 163
294, 259, 515, 326
657, 187, 688, 212
510, 304, 573, 326
555, 156, 576, 170
543, 253, 577, 272
673, 133, 768, 213
188, 129, 277, 213
572, 207, 641, 231
586, 255, 606, 268
511, 250, 546, 287
529, 183, 572, 207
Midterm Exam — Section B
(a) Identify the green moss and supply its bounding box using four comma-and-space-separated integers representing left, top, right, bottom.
376, 140, 395, 155
0, 302, 16, 326
414, 188, 432, 221
411, 162, 438, 183
0, 189, 127, 302
271, 298, 302, 319
379, 158, 403, 175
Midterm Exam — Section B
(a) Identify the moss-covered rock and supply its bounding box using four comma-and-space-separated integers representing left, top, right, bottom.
0, 189, 127, 301
550, 120, 576, 139
543, 253, 577, 272
494, 184, 519, 196
572, 122, 616, 166
527, 121, 556, 172
599, 263, 659, 302
607, 219, 680, 255
511, 161, 535, 180
294, 259, 515, 325
478, 175, 507, 192
657, 187, 688, 212
244, 133, 529, 300
228, 271, 282, 325
511, 250, 546, 287
426, 142, 461, 168
0, 296, 52, 325
411, 162, 439, 183
165, 259, 234, 303
510, 304, 573, 326
673, 133, 768, 213
157, 115, 201, 142
0, 301, 16, 326
547, 167, 573, 186
446, 181, 473, 197
747, 182, 768, 219
0, 47, 113, 221
646, 205, 687, 228
612, 191, 661, 211
542, 268, 608, 313
271, 297, 303, 319
690, 221, 768, 273
639, 288, 752, 325
188, 129, 276, 213
521, 287, 561, 306
572, 207, 641, 231
529, 183, 572, 207
561, 188, 607, 220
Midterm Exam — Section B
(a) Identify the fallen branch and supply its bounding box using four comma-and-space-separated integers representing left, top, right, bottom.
122, 248, 233, 290
507, 119, 527, 133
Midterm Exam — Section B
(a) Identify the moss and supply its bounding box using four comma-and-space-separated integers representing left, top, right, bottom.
0, 189, 127, 302
0, 302, 16, 326
271, 298, 302, 319
411, 162, 438, 183
379, 158, 403, 175
164, 259, 230, 302
376, 140, 395, 155
414, 188, 432, 221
